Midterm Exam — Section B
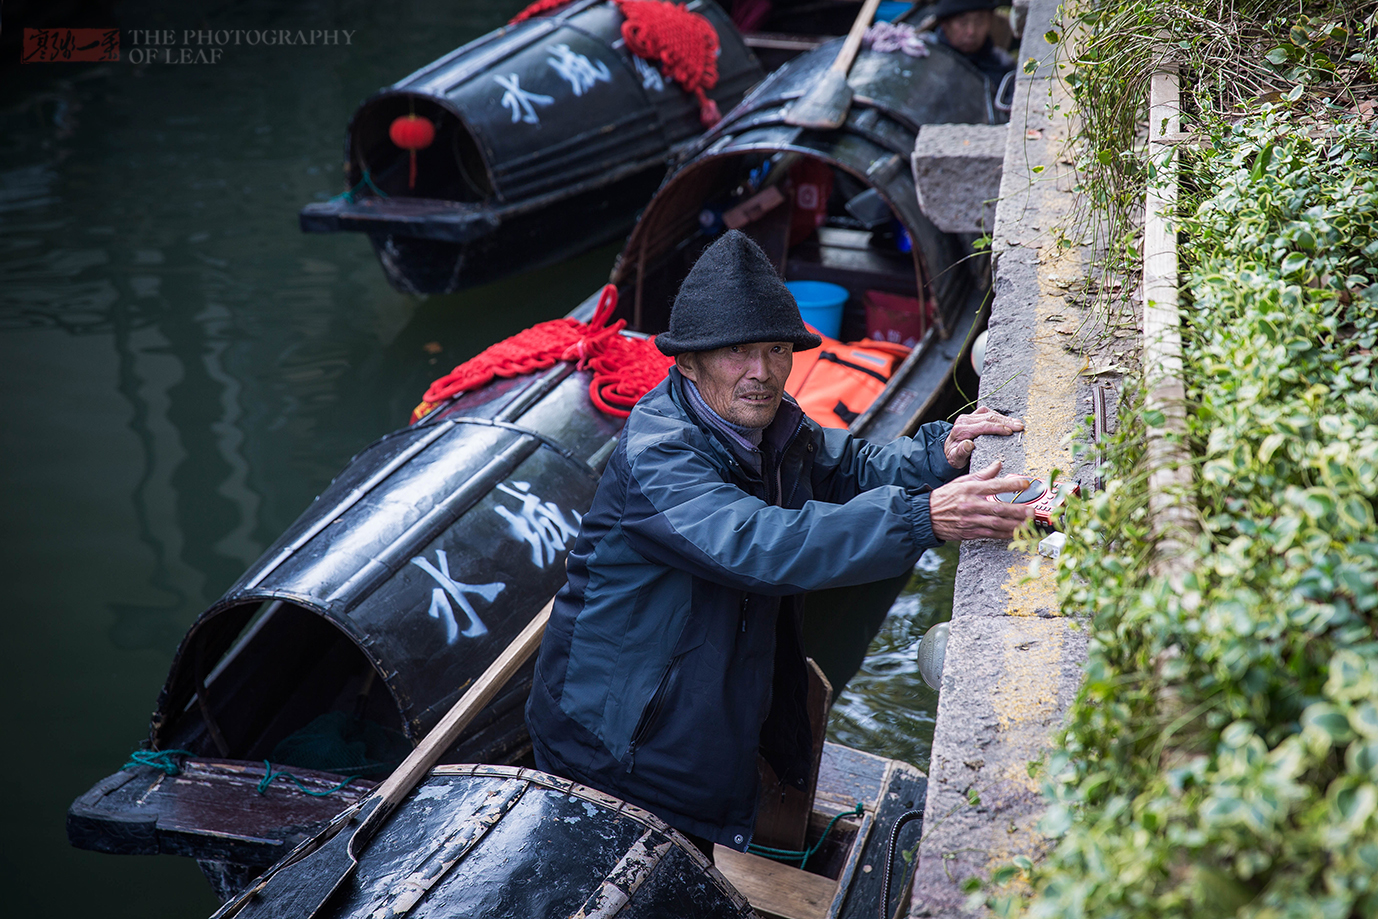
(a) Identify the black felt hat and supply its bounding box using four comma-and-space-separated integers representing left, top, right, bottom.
927, 0, 999, 21
655, 230, 822, 356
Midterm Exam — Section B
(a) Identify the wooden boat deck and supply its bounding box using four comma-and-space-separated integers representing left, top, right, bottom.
730, 743, 926, 919
71, 742, 922, 918
67, 759, 375, 868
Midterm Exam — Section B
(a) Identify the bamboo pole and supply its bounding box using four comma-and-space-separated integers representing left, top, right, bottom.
1141, 66, 1197, 585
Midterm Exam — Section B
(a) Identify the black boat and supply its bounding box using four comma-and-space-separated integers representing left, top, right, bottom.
67, 352, 928, 917
298, 0, 764, 295
68, 357, 623, 897
70, 28, 996, 914
209, 754, 925, 919
611, 27, 996, 439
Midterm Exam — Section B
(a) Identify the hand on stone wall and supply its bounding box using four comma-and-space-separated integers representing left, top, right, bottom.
929, 459, 1033, 541
943, 405, 1024, 469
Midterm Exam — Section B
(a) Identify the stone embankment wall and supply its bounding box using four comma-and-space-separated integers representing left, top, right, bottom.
908, 0, 1127, 913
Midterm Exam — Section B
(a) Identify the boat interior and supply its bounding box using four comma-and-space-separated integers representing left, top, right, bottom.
348, 92, 492, 203
612, 148, 956, 347
155, 599, 413, 778
156, 594, 545, 778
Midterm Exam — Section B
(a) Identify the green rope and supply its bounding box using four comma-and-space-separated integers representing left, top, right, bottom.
747, 802, 865, 868
361, 170, 388, 199
124, 749, 195, 776
332, 169, 389, 205
256, 761, 361, 797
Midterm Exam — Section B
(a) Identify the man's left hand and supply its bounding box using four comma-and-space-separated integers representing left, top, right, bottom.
944, 406, 1024, 470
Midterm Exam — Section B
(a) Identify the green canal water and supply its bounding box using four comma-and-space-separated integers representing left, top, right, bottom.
0, 1, 953, 913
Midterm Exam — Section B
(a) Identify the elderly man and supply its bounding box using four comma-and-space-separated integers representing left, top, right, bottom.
526, 231, 1031, 857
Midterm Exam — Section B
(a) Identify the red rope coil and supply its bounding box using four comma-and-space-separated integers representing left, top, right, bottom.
412, 285, 673, 423
509, 0, 572, 23
617, 1, 721, 126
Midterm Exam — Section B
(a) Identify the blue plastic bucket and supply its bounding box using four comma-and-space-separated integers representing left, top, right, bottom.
786, 280, 848, 340
876, 1, 911, 21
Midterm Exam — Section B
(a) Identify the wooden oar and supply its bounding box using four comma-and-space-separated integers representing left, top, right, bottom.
784, 0, 883, 130
212, 598, 554, 919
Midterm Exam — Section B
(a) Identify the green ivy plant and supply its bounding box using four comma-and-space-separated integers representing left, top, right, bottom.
987, 105, 1378, 918
1048, 0, 1378, 324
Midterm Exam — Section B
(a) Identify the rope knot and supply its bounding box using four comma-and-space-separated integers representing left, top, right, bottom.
124, 749, 195, 776
256, 761, 361, 797
561, 339, 591, 367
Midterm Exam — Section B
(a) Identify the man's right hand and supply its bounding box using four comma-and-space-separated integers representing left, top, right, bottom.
929, 460, 1034, 542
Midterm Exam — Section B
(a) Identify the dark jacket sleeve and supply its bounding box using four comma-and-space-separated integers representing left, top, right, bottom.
810, 420, 966, 504
618, 440, 936, 596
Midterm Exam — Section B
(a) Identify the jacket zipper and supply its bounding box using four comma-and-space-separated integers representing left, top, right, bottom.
763, 413, 805, 507
626, 656, 679, 773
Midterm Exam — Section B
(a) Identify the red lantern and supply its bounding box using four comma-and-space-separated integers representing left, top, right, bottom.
389, 114, 435, 190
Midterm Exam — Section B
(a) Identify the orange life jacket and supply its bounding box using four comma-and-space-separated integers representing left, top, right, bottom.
785, 326, 911, 429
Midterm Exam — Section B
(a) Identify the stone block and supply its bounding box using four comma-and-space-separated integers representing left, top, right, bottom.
911, 123, 1008, 235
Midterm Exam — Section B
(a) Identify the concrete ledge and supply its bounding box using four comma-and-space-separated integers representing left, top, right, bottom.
909, 0, 1115, 913
912, 124, 1009, 234
911, 617, 1088, 915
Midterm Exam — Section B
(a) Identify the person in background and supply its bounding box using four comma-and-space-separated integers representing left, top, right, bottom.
925, 0, 1015, 87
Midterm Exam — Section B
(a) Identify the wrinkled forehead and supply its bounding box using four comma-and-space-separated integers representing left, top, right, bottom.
676, 343, 796, 379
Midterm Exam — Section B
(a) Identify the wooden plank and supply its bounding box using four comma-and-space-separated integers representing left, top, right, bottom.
743, 32, 830, 53
832, 762, 927, 919
713, 846, 837, 919
814, 741, 889, 813
66, 759, 374, 866
754, 660, 832, 852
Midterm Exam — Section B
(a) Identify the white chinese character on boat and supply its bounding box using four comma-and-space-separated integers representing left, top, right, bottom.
410, 549, 504, 643
545, 43, 611, 97
495, 481, 582, 568
495, 73, 554, 124
632, 56, 664, 92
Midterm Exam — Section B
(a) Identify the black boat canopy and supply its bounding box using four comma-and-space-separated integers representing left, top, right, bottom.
611, 35, 995, 339
347, 0, 760, 204
151, 355, 623, 771
299, 0, 763, 293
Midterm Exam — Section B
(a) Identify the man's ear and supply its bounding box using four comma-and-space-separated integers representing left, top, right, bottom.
675, 353, 698, 383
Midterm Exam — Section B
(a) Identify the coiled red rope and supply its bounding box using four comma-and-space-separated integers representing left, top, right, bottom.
411, 284, 674, 423
509, 0, 576, 22
510, 0, 721, 126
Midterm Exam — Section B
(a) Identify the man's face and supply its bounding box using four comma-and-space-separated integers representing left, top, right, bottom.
943, 10, 993, 54
677, 341, 794, 429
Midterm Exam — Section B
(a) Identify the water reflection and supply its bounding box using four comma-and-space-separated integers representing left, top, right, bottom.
0, 5, 542, 914
826, 544, 958, 771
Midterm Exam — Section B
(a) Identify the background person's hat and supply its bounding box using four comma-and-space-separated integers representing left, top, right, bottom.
925, 0, 999, 21
655, 230, 823, 356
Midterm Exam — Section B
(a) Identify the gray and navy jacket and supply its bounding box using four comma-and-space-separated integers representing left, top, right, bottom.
526, 367, 961, 848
